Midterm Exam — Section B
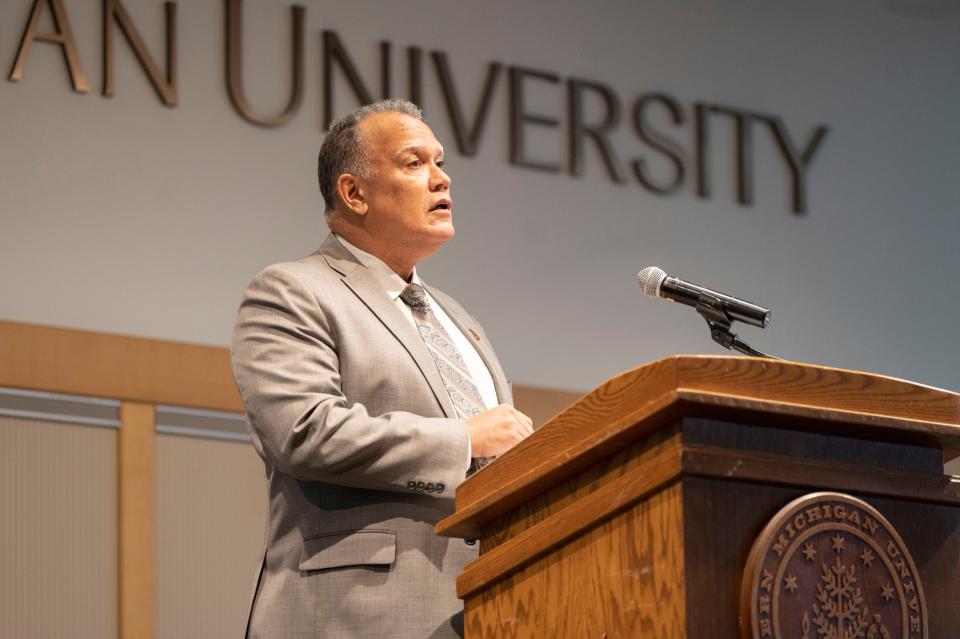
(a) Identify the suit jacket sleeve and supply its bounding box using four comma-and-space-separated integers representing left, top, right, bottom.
230, 264, 471, 496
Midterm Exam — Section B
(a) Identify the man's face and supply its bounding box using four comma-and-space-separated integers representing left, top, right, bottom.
355, 112, 454, 260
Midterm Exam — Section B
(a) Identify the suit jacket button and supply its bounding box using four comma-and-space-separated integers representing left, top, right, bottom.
425, 482, 435, 492
416, 481, 426, 491
407, 480, 417, 490
436, 483, 445, 494
465, 539, 477, 546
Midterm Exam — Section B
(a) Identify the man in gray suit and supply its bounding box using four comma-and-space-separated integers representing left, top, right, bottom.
231, 99, 533, 638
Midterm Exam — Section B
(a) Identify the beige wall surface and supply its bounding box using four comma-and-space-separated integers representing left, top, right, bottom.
0, 417, 118, 639
156, 433, 266, 639
0, 1, 958, 395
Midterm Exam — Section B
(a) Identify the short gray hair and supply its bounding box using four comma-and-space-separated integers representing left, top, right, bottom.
317, 99, 424, 212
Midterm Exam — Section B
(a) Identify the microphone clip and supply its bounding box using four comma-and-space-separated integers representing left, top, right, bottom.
695, 293, 779, 359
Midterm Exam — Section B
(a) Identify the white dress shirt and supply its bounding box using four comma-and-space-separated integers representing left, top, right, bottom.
336, 235, 499, 413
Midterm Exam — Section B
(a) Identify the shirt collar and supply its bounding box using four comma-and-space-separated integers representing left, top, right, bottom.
335, 234, 423, 301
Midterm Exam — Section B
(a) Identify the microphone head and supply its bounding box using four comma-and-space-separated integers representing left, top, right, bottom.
636, 266, 667, 298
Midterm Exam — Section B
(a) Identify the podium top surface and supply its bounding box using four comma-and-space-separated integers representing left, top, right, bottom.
437, 356, 960, 537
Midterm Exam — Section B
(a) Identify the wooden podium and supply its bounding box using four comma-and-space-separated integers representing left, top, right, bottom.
436, 356, 960, 638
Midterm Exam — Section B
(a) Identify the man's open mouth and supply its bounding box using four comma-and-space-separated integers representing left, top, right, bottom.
429, 199, 452, 212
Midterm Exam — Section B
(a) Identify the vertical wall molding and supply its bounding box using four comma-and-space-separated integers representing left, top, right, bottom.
118, 401, 156, 639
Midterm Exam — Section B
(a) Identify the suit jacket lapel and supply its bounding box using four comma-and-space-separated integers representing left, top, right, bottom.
316, 235, 458, 419
427, 286, 512, 406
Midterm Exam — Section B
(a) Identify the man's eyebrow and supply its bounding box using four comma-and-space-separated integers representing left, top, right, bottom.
394, 144, 444, 159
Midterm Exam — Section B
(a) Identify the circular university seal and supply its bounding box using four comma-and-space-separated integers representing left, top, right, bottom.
740, 492, 927, 639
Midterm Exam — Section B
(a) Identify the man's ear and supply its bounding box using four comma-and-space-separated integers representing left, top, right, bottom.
336, 173, 367, 215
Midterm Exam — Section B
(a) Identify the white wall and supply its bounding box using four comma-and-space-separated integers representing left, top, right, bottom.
1, 0, 958, 394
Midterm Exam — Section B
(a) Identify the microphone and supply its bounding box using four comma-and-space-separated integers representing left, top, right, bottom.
636, 266, 771, 329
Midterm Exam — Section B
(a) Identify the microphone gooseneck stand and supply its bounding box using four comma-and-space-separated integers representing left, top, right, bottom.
695, 294, 780, 360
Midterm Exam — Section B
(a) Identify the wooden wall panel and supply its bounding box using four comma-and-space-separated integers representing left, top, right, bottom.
155, 434, 266, 639
0, 319, 575, 418
0, 416, 118, 639
0, 320, 242, 412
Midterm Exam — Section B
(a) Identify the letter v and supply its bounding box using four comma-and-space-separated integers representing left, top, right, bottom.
431, 52, 501, 156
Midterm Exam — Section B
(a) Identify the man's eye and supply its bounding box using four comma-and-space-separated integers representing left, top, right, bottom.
408, 159, 422, 168
436, 160, 445, 169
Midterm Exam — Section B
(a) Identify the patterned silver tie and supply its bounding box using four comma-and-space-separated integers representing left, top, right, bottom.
400, 283, 494, 472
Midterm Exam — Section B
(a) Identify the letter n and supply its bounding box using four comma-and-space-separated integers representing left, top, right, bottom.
103, 0, 177, 106
322, 30, 390, 128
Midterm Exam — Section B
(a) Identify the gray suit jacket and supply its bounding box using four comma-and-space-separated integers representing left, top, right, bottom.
231, 234, 511, 638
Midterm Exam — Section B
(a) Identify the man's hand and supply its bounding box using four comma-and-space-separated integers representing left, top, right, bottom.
465, 404, 534, 458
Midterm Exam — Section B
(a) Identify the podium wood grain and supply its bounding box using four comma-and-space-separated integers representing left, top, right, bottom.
465, 484, 686, 639
438, 356, 960, 638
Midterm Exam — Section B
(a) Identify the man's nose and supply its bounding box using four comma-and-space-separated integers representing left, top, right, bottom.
431, 164, 451, 191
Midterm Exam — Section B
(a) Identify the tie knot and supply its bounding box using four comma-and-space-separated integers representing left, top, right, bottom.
400, 283, 430, 312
